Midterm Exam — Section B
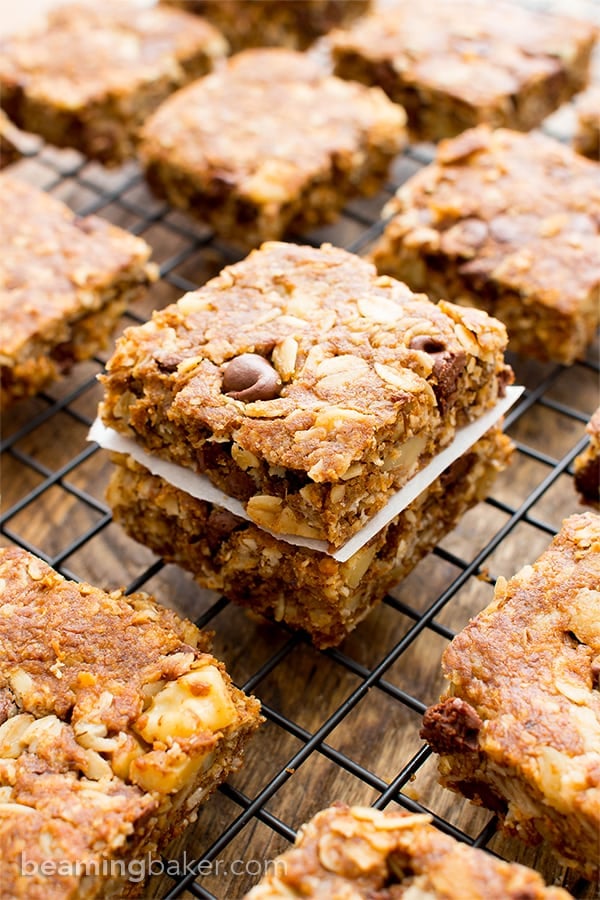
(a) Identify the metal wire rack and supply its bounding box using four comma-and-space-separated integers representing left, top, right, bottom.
1, 5, 599, 896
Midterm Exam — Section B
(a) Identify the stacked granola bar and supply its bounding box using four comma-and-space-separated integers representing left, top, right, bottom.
97, 241, 514, 647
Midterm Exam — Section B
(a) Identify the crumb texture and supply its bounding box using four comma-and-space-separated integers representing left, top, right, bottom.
0, 546, 261, 898
372, 127, 600, 363
330, 0, 597, 139
0, 174, 154, 407
422, 512, 600, 878
100, 241, 511, 546
244, 804, 572, 898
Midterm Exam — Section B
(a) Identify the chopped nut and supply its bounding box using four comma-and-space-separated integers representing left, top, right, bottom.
341, 544, 377, 589
272, 336, 299, 380
357, 295, 403, 323
134, 665, 237, 745
231, 443, 261, 471
374, 362, 431, 395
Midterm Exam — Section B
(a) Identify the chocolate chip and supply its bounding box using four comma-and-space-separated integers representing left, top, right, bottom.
409, 335, 446, 354
454, 779, 508, 815
154, 352, 183, 373
408, 337, 465, 413
440, 451, 474, 488
432, 350, 467, 414
206, 507, 245, 553
222, 353, 281, 402
420, 697, 482, 754
497, 365, 513, 398
575, 457, 600, 504
591, 656, 600, 689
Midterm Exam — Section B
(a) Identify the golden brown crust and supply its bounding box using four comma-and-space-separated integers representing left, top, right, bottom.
422, 512, 600, 878
99, 241, 511, 549
371, 127, 600, 364
0, 1, 227, 165
244, 805, 572, 898
161, 0, 370, 52
330, 0, 597, 141
0, 547, 262, 898
0, 174, 155, 408
138, 49, 406, 248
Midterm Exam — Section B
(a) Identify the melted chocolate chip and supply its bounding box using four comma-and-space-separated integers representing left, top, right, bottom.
154, 353, 183, 373
497, 365, 513, 399
206, 507, 246, 553
222, 353, 281, 401
409, 335, 446, 354
408, 337, 465, 413
591, 657, 600, 690
420, 697, 482, 754
432, 350, 467, 414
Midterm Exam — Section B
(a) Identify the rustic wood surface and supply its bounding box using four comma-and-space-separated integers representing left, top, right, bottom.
1, 1, 600, 898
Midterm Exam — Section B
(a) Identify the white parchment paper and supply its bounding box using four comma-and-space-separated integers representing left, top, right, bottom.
89, 385, 523, 563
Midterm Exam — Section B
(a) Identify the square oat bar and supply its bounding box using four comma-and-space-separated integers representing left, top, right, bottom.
161, 0, 370, 52
0, 1, 227, 166
138, 49, 406, 249
99, 241, 512, 551
330, 0, 597, 142
98, 242, 514, 647
243, 805, 572, 898
422, 512, 600, 879
0, 546, 262, 899
575, 86, 600, 160
0, 175, 155, 408
371, 126, 600, 365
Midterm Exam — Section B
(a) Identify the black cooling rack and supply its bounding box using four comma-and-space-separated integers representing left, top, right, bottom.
2, 7, 600, 896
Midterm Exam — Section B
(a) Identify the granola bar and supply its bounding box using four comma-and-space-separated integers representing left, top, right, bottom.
104, 426, 512, 648
0, 546, 262, 899
575, 86, 600, 160
421, 512, 600, 879
243, 804, 572, 898
0, 1, 227, 166
99, 242, 512, 552
372, 126, 600, 365
161, 0, 370, 52
574, 407, 600, 504
0, 175, 155, 408
330, 0, 597, 142
138, 49, 406, 249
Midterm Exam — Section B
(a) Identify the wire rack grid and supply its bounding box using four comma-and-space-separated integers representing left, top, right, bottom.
1, 6, 600, 899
